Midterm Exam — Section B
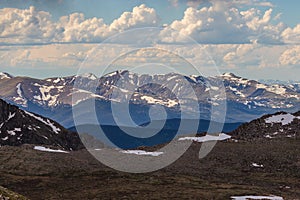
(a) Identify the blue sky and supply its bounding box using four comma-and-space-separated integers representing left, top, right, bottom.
1, 0, 299, 26
0, 0, 299, 80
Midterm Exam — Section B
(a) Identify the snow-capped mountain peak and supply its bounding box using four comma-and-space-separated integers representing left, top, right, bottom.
0, 72, 13, 80
0, 71, 299, 127
78, 73, 97, 80
221, 72, 241, 79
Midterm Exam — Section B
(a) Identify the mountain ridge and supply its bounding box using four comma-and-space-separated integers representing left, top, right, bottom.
0, 71, 299, 128
230, 111, 300, 140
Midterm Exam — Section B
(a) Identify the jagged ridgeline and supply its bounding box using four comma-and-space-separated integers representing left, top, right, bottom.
0, 71, 299, 129
0, 99, 83, 150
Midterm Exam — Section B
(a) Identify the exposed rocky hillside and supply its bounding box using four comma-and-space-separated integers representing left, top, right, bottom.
231, 111, 300, 140
0, 99, 83, 150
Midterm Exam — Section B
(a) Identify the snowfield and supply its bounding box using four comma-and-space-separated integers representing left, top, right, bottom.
34, 146, 69, 153
231, 195, 283, 200
251, 163, 264, 168
265, 113, 300, 125
178, 133, 231, 142
120, 150, 163, 156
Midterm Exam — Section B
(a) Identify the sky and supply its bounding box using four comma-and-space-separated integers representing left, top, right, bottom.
0, 0, 300, 80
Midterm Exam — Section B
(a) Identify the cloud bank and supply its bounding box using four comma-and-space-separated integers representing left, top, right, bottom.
0, 3, 299, 45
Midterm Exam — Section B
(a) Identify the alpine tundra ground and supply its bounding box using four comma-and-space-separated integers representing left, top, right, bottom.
0, 138, 299, 200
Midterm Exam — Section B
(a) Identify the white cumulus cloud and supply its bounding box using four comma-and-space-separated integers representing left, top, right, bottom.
0, 4, 160, 44
279, 46, 300, 65
281, 24, 300, 44
1, 3, 300, 45
160, 2, 286, 44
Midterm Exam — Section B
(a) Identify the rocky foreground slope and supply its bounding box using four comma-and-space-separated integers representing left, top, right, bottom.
0, 99, 83, 150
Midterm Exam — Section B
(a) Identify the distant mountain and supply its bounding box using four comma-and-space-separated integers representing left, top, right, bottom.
230, 111, 300, 140
0, 71, 299, 127
0, 99, 83, 150
259, 79, 300, 93
69, 119, 242, 149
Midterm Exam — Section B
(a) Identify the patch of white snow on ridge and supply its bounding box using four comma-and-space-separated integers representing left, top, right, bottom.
53, 78, 61, 83
7, 131, 16, 136
178, 133, 231, 142
7, 112, 15, 121
24, 111, 61, 133
267, 85, 286, 95
0, 72, 12, 79
252, 163, 264, 168
105, 71, 117, 77
71, 89, 106, 106
34, 146, 69, 153
231, 195, 283, 200
80, 73, 97, 80
120, 150, 163, 157
33, 84, 64, 106
7, 128, 21, 136
140, 95, 178, 107
265, 113, 299, 125
1, 136, 8, 141
14, 83, 28, 107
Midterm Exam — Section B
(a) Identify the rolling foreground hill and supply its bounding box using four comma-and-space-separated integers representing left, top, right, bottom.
0, 136, 298, 199
231, 111, 300, 140
0, 110, 299, 199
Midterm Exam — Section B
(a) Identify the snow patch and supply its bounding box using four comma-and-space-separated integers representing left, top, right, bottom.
33, 84, 64, 106
120, 150, 163, 157
0, 72, 12, 79
179, 133, 231, 142
229, 86, 246, 97
1, 136, 8, 141
267, 85, 286, 95
24, 111, 61, 133
251, 163, 264, 168
80, 73, 97, 80
222, 72, 236, 78
210, 86, 219, 91
7, 112, 15, 121
34, 146, 69, 153
141, 95, 178, 107
14, 83, 28, 107
33, 95, 42, 100
231, 195, 283, 200
71, 89, 105, 105
53, 78, 61, 83
265, 113, 300, 125
7, 128, 21, 136
265, 135, 273, 139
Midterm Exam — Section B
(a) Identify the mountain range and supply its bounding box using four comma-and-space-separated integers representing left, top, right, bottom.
0, 71, 299, 128
1, 95, 299, 150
